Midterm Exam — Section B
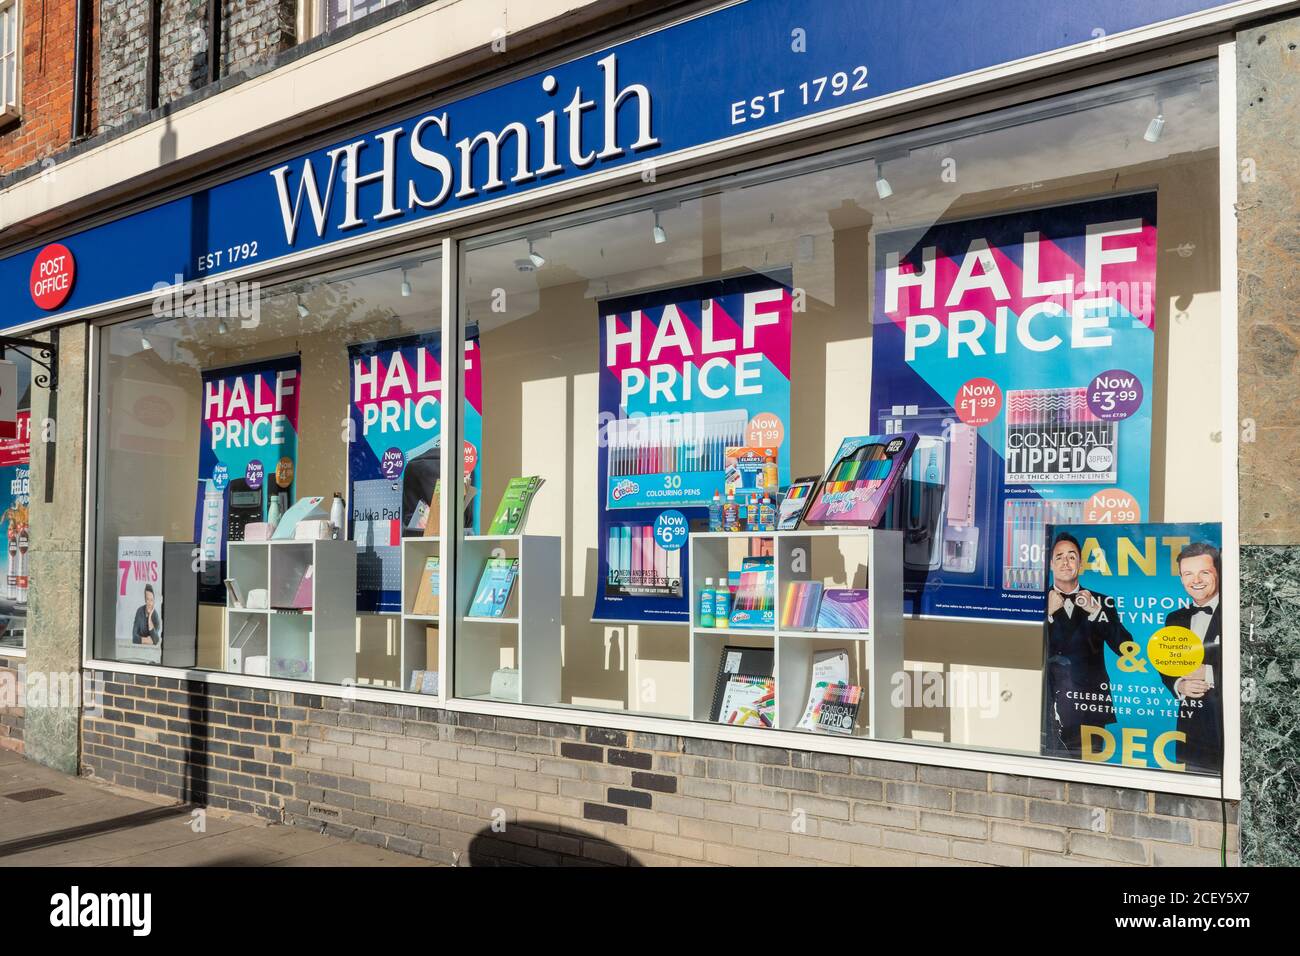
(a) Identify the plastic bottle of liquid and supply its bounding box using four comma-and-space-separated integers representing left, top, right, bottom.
746, 494, 759, 532
723, 491, 739, 532
714, 581, 730, 628
698, 577, 715, 628
763, 453, 778, 492
329, 492, 346, 540
759, 494, 775, 531
708, 491, 723, 532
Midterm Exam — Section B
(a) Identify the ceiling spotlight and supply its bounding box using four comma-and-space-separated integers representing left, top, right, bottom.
296, 294, 309, 318
1143, 113, 1165, 143
652, 211, 667, 245
218, 319, 230, 335
875, 166, 894, 200
528, 239, 546, 269
140, 333, 153, 351
400, 270, 412, 297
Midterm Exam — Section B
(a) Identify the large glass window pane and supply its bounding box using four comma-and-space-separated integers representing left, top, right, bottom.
455, 61, 1221, 769
92, 251, 442, 689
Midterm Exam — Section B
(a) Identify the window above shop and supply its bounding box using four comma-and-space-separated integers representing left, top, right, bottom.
300, 0, 408, 39
0, 0, 20, 122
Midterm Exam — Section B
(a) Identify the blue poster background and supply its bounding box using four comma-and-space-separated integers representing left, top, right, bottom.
594, 272, 792, 624
870, 193, 1157, 622
193, 355, 301, 603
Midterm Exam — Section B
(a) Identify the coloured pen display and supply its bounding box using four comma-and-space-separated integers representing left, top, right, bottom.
1005, 387, 1117, 483
1002, 498, 1085, 591
822, 443, 891, 491
607, 414, 747, 476
606, 524, 683, 597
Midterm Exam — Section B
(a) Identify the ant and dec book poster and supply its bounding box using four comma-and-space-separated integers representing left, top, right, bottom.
869, 193, 1157, 624
1040, 522, 1223, 776
593, 272, 793, 624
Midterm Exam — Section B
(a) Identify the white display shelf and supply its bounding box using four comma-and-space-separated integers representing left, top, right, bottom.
454, 534, 561, 706
224, 539, 356, 684
400, 536, 443, 699
687, 528, 902, 739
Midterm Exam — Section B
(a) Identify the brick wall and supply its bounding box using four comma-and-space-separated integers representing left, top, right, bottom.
0, 0, 95, 175
0, 656, 24, 755
81, 670, 1240, 867
99, 0, 295, 133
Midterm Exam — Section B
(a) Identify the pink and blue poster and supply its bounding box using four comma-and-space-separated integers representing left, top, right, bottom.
347, 329, 482, 613
870, 193, 1157, 623
594, 273, 793, 624
193, 355, 301, 603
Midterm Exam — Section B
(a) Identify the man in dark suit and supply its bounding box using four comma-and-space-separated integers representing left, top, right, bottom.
1042, 531, 1133, 759
132, 583, 161, 645
1159, 541, 1223, 773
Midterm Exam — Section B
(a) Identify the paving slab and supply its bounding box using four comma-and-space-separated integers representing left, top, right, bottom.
0, 749, 438, 867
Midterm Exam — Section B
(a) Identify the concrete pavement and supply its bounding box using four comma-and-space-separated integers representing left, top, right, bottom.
0, 748, 436, 867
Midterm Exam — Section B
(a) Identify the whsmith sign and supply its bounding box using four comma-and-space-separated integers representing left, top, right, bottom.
0, 0, 1264, 326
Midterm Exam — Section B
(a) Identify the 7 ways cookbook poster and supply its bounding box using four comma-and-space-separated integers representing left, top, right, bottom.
870, 193, 1157, 623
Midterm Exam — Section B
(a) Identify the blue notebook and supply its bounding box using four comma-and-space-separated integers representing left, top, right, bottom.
469, 558, 519, 618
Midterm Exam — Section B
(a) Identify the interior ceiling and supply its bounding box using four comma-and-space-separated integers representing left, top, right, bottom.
124, 73, 1214, 354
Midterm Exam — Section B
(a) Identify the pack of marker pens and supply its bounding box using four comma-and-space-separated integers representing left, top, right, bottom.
1004, 387, 1117, 483
803, 432, 919, 526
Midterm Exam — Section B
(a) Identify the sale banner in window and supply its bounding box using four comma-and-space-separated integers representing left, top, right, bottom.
593, 272, 793, 624
192, 356, 301, 604
346, 328, 483, 613
869, 193, 1156, 623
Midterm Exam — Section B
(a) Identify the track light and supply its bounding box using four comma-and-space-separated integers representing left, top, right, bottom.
652, 211, 667, 245
1143, 113, 1165, 143
140, 333, 153, 351
528, 239, 546, 269
400, 270, 412, 297
296, 294, 309, 318
218, 319, 230, 335
875, 166, 893, 200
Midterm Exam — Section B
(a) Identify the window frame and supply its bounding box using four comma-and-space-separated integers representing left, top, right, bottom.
0, 0, 22, 124
66, 34, 1240, 800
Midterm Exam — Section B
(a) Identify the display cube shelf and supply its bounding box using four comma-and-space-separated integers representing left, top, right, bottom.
687, 528, 902, 738
454, 534, 560, 706
224, 539, 356, 684
400, 536, 443, 699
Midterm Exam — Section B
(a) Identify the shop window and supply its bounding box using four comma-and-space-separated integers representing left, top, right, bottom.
453, 61, 1225, 775
92, 252, 443, 690
0, 347, 31, 651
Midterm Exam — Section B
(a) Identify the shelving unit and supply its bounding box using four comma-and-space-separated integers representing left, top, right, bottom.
224, 540, 356, 683
400, 536, 442, 697
687, 528, 902, 738
454, 534, 560, 705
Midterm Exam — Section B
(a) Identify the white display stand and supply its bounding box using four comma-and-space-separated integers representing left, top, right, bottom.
687, 528, 903, 739
454, 534, 560, 705
224, 539, 357, 684
400, 536, 442, 698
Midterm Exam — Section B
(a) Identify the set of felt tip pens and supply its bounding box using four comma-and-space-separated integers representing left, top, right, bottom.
606, 524, 682, 596
608, 422, 744, 476
1002, 498, 1085, 591
821, 443, 891, 492
1004, 387, 1117, 482
607, 412, 747, 477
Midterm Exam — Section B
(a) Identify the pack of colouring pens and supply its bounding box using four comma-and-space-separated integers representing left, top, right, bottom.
1004, 387, 1117, 483
804, 432, 919, 526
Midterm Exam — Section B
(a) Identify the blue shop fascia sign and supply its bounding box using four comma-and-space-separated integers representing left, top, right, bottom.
3, 0, 1241, 325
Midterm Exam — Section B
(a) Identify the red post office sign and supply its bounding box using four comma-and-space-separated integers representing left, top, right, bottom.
30, 243, 76, 310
